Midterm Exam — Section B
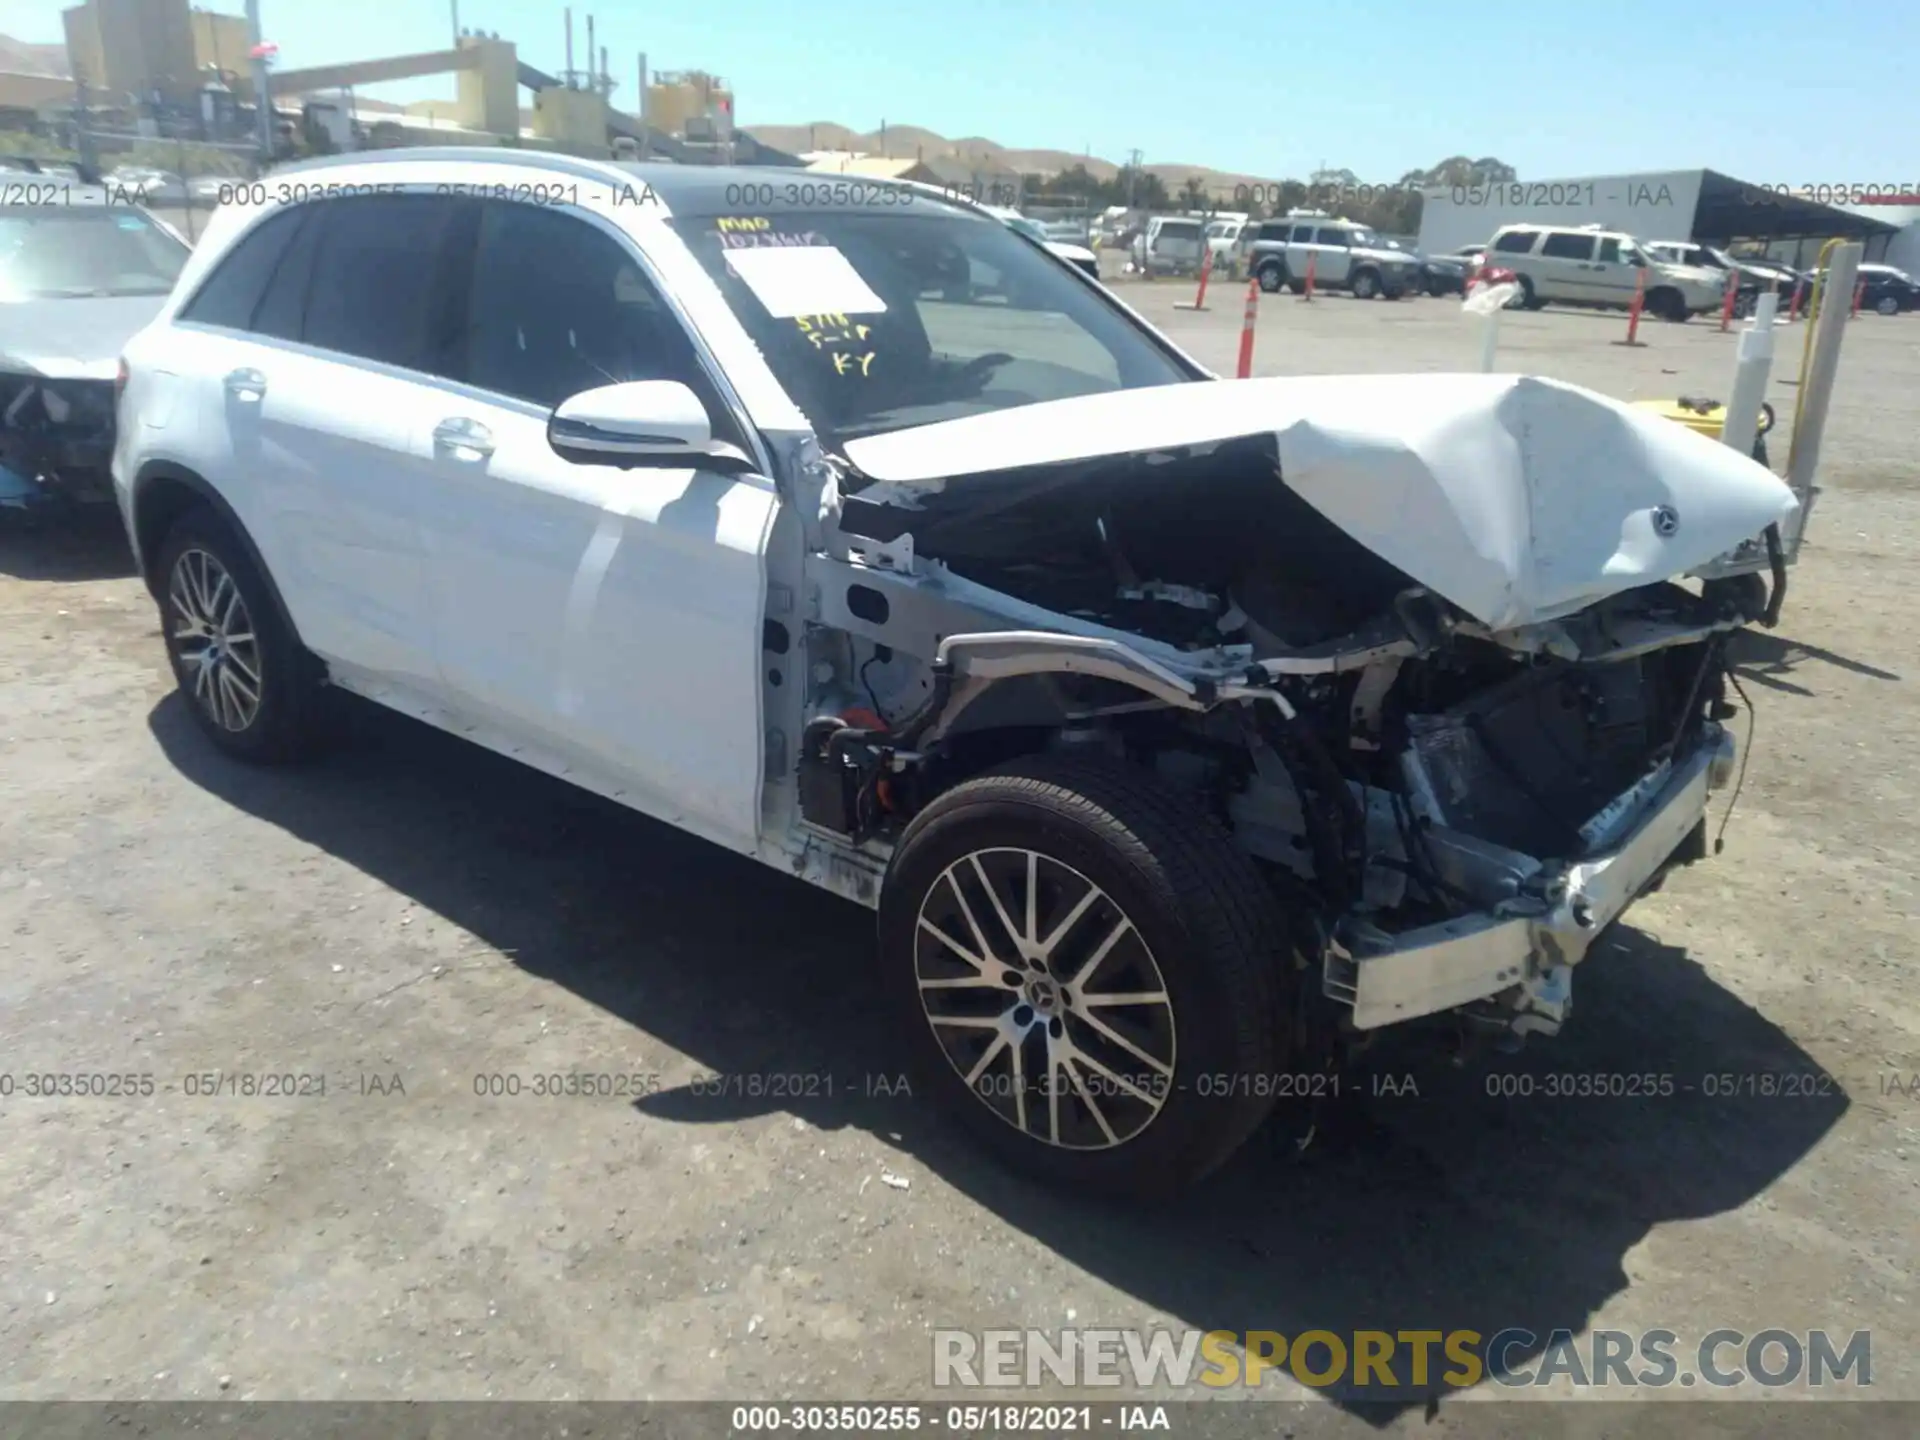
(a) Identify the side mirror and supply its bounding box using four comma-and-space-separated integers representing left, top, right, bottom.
548, 380, 752, 470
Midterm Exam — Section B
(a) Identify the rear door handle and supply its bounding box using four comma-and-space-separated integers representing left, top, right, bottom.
223, 367, 266, 400
432, 416, 495, 459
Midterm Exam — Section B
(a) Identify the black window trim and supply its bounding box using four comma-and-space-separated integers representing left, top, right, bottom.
173, 202, 309, 331
245, 202, 322, 338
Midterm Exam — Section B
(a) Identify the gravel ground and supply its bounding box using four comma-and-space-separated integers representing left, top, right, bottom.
1, 288, 1915, 1436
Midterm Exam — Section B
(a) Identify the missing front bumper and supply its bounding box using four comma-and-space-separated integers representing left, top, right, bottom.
1327, 727, 1734, 1033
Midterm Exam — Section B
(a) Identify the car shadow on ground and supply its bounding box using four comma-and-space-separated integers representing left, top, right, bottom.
151, 693, 1847, 1421
1731, 626, 1902, 696
0, 507, 139, 583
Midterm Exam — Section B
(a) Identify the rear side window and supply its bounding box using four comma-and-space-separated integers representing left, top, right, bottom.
1493, 230, 1537, 254
251, 206, 324, 340
178, 206, 304, 328
302, 194, 468, 372
1540, 232, 1596, 260
1289, 225, 1314, 243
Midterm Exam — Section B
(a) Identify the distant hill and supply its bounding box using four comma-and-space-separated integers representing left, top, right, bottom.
741, 119, 1294, 198
0, 35, 69, 77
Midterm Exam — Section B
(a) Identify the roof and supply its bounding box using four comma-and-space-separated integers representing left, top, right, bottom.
1694, 169, 1896, 244
0, 70, 74, 110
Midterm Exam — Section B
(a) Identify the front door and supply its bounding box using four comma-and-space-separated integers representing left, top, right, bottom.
1590, 235, 1646, 306
414, 199, 778, 850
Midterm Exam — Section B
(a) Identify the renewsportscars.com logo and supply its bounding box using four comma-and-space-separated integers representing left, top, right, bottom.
932, 1327, 1872, 1395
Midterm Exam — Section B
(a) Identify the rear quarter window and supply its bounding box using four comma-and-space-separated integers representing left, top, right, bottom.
176, 206, 306, 327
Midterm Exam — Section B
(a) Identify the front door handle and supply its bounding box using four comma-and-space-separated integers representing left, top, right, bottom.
433, 416, 495, 459
223, 367, 266, 400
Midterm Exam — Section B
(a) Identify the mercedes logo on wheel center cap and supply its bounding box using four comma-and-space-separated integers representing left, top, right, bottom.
1652, 505, 1681, 537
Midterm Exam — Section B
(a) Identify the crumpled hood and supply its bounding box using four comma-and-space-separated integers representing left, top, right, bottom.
843, 373, 1799, 632
0, 295, 166, 380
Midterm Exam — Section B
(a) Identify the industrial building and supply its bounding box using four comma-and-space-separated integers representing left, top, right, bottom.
22, 0, 797, 165
1417, 168, 1899, 268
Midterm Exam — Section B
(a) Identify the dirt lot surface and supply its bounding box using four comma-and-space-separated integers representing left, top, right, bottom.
2, 288, 1915, 1436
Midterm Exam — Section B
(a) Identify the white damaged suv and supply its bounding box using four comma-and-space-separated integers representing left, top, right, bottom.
115, 152, 1796, 1195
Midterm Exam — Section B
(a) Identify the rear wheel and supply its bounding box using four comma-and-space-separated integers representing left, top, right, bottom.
155, 504, 327, 763
878, 754, 1294, 1197
1649, 287, 1690, 322
1875, 295, 1898, 316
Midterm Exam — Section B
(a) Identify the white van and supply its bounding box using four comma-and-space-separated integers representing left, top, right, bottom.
1486, 224, 1727, 320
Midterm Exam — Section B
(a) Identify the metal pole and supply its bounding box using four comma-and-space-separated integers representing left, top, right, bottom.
1719, 290, 1777, 462
636, 52, 649, 159
451, 0, 460, 43
564, 8, 574, 85
244, 0, 272, 164
1781, 242, 1861, 560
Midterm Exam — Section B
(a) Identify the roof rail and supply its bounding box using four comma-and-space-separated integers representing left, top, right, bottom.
266, 146, 654, 188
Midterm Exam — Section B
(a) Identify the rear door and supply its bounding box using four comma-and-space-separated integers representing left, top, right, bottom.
166, 193, 465, 694
411, 199, 778, 848
1534, 229, 1597, 302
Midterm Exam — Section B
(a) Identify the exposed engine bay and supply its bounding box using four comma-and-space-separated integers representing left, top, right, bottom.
788, 430, 1765, 1039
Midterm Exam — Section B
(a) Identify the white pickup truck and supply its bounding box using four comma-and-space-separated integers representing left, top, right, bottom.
115, 151, 1797, 1196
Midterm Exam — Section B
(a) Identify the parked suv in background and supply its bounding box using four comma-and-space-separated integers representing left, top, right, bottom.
1244, 214, 1419, 299
1486, 224, 1726, 320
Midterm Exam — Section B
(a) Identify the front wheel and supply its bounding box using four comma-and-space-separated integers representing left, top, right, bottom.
1350, 269, 1379, 300
155, 504, 328, 763
878, 754, 1294, 1197
1256, 261, 1287, 293
1875, 295, 1899, 316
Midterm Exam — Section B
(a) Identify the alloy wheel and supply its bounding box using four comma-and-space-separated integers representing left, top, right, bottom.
913, 846, 1176, 1151
167, 547, 263, 733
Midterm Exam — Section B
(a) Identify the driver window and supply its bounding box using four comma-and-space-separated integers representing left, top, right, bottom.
464, 201, 702, 409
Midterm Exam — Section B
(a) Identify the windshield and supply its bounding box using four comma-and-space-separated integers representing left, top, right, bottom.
1346, 228, 1381, 249
0, 206, 190, 299
672, 204, 1194, 448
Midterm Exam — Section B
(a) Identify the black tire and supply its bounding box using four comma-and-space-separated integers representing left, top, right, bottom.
1649, 287, 1690, 322
1875, 295, 1898, 316
1287, 278, 1307, 296
1256, 260, 1287, 293
1506, 275, 1538, 310
1381, 286, 1404, 301
877, 753, 1295, 1198
154, 502, 328, 763
1350, 268, 1379, 300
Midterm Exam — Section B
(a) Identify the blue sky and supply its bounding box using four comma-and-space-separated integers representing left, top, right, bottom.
2, 0, 1908, 182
